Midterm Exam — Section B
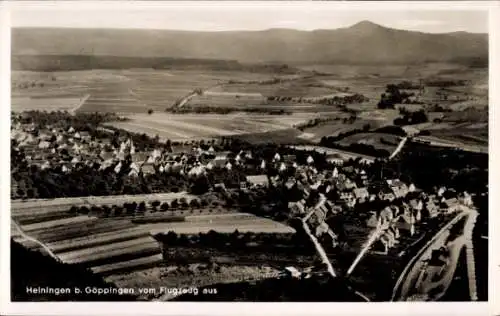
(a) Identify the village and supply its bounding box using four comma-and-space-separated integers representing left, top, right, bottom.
10, 111, 476, 266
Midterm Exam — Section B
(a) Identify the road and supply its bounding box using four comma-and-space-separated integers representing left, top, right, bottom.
392, 207, 477, 301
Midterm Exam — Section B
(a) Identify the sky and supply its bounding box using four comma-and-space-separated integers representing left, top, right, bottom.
10, 3, 488, 34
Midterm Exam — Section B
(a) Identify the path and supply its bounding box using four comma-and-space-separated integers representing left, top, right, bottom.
69, 94, 91, 114
11, 220, 60, 262
388, 137, 408, 160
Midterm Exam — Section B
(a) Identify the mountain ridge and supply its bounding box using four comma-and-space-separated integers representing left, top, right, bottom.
12, 21, 488, 69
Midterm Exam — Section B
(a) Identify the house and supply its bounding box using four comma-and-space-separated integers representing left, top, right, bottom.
211, 158, 227, 169
215, 151, 231, 160
283, 267, 302, 279
378, 187, 396, 202
396, 214, 415, 236
440, 198, 459, 213
332, 167, 339, 178
408, 183, 417, 192
380, 207, 394, 225
353, 187, 370, 203
56, 134, 66, 144
273, 153, 281, 162
289, 200, 306, 216
339, 191, 356, 208
61, 164, 71, 173
246, 175, 269, 188
325, 200, 342, 214
285, 178, 296, 190
80, 131, 91, 141
99, 150, 115, 162
387, 179, 409, 198
279, 162, 287, 172
129, 162, 140, 173
326, 154, 344, 165
38, 140, 51, 149
141, 163, 156, 175
131, 152, 149, 164
128, 168, 139, 177
383, 230, 396, 248
458, 192, 473, 206
283, 155, 297, 163
188, 164, 205, 177
424, 199, 439, 218
409, 199, 423, 211
437, 186, 447, 197
372, 236, 390, 254
306, 155, 314, 164
315, 222, 330, 238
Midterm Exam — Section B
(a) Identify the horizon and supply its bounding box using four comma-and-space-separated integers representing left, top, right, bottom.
11, 20, 488, 35
11, 8, 488, 34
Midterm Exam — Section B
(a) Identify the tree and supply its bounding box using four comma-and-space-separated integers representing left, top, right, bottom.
69, 205, 79, 215
101, 205, 111, 218
171, 198, 179, 209
165, 231, 178, 244
179, 197, 189, 209
160, 202, 169, 212
90, 206, 101, 216
189, 199, 200, 209
151, 200, 161, 212
138, 201, 147, 214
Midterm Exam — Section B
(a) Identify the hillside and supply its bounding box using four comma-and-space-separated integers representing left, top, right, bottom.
12, 21, 488, 70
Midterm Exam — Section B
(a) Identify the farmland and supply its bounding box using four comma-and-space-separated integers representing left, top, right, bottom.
12, 63, 488, 151
105, 112, 317, 141
11, 69, 285, 113
11, 193, 296, 290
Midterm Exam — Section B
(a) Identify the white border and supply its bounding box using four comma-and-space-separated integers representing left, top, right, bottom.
1, 1, 498, 316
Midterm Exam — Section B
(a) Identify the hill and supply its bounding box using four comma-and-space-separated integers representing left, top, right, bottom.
12, 21, 488, 70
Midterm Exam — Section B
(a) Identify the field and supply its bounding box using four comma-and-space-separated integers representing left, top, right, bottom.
148, 213, 295, 235
12, 63, 488, 149
336, 133, 401, 153
11, 194, 295, 283
11, 69, 280, 113
105, 112, 317, 141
